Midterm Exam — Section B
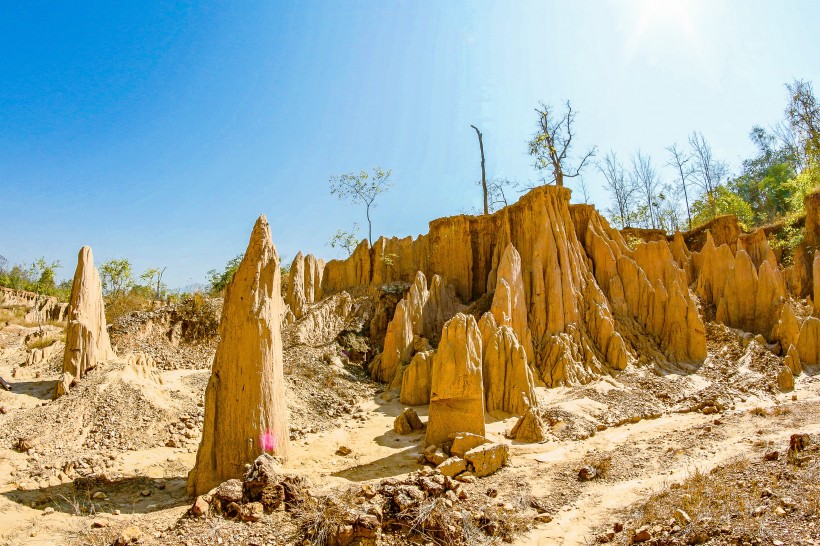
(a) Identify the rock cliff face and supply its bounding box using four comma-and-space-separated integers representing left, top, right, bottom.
188, 215, 290, 496
308, 185, 820, 408
24, 297, 68, 324
573, 206, 705, 365
371, 271, 463, 383
62, 246, 115, 382
285, 252, 324, 319
323, 185, 706, 387
692, 232, 790, 341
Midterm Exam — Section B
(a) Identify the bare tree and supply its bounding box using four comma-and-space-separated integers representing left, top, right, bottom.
786, 79, 820, 165
631, 150, 662, 229
688, 131, 728, 221
577, 178, 592, 204
489, 178, 519, 212
528, 101, 597, 187
667, 143, 694, 230
599, 151, 636, 228
329, 167, 393, 245
470, 124, 488, 215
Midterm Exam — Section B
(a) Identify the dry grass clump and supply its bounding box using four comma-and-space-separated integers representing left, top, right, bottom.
584, 452, 612, 479
749, 405, 792, 417
0, 306, 36, 327
611, 444, 820, 545
105, 292, 153, 323
399, 496, 530, 546
290, 489, 357, 546
25, 333, 64, 351
634, 458, 759, 533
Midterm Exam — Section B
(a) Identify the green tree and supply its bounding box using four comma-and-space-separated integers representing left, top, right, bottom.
691, 185, 754, 229
329, 167, 393, 245
728, 126, 796, 224
328, 224, 361, 256
206, 254, 243, 295
26, 258, 61, 296
140, 267, 167, 300
100, 258, 133, 296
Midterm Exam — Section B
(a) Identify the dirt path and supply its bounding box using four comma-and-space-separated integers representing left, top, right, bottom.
514, 381, 820, 545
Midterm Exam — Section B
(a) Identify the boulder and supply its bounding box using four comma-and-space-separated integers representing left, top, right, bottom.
187, 216, 290, 496
423, 444, 448, 466
393, 408, 423, 435
52, 372, 74, 399
61, 246, 115, 383
402, 407, 424, 431
464, 443, 509, 477
784, 344, 802, 376
449, 432, 490, 458
393, 413, 413, 435
510, 407, 549, 443
778, 366, 795, 392
425, 314, 485, 447
436, 456, 467, 478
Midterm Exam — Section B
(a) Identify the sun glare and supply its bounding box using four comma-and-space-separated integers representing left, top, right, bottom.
623, 0, 703, 63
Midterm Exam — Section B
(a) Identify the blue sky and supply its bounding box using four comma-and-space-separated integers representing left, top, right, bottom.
1, 1, 818, 288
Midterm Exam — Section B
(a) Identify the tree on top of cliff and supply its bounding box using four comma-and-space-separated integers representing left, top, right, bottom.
329, 167, 393, 246
528, 100, 597, 188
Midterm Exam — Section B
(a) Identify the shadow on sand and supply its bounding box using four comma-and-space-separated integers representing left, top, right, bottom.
2, 475, 190, 515
5, 378, 59, 401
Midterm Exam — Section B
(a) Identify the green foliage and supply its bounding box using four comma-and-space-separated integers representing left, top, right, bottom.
100, 258, 133, 296
139, 267, 167, 300
206, 254, 243, 295
785, 168, 820, 215
770, 222, 804, 265
0, 257, 66, 299
379, 252, 398, 272
691, 185, 755, 229
327, 224, 361, 256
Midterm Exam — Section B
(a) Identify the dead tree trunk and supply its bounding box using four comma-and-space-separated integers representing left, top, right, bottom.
470, 124, 488, 215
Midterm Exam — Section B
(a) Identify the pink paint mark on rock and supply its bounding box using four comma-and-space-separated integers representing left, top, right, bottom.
259, 431, 277, 452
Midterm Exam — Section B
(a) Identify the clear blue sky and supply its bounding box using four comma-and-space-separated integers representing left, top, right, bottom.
1, 1, 818, 288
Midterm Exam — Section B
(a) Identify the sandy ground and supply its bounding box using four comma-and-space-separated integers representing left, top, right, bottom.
1, 318, 816, 545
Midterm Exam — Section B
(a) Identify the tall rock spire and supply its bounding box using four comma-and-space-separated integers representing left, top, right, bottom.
188, 215, 290, 495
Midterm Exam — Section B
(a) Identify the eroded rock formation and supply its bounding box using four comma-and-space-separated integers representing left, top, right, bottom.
372, 271, 463, 383
325, 186, 635, 388
62, 246, 115, 383
425, 314, 485, 446
285, 252, 324, 319
575, 207, 705, 365
24, 296, 68, 324
188, 215, 290, 496
482, 325, 534, 415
